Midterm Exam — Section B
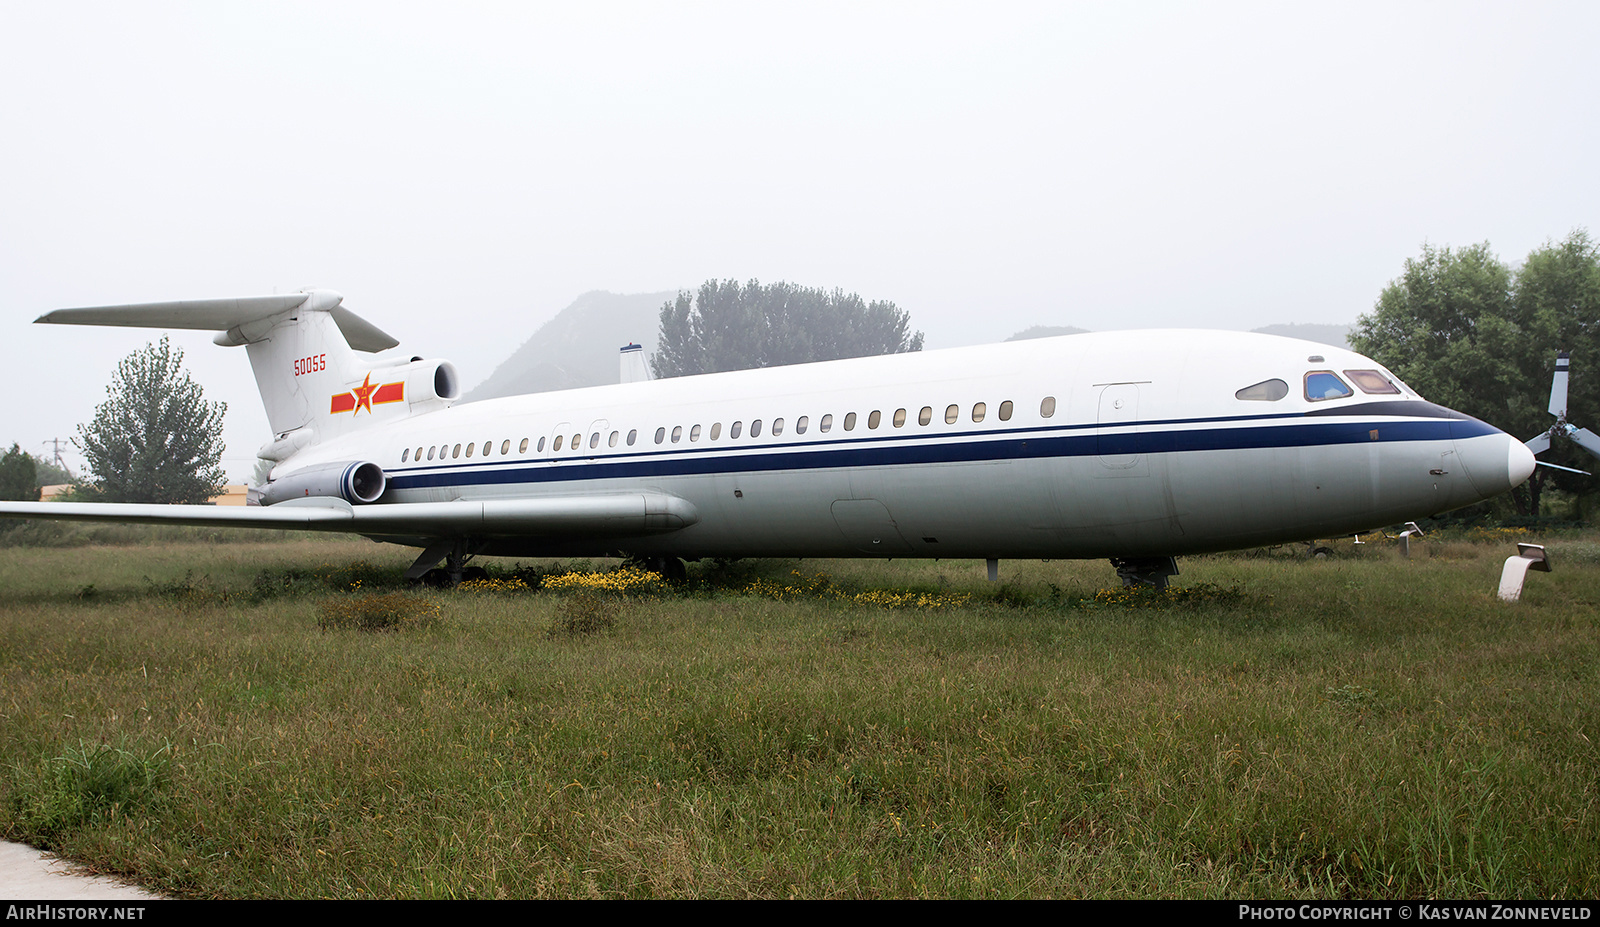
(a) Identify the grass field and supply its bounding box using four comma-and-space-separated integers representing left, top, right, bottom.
1, 530, 1596, 898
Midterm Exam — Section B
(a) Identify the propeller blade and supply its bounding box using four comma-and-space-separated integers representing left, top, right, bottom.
1525, 433, 1551, 455
1569, 426, 1600, 462
1536, 459, 1593, 476
1549, 351, 1570, 419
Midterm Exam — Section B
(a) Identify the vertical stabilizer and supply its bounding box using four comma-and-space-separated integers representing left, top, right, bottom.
620, 343, 651, 383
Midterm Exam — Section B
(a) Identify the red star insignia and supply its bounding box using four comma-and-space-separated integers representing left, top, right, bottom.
350, 372, 378, 415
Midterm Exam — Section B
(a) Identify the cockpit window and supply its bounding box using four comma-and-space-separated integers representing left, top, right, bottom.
1304, 371, 1353, 401
1236, 379, 1289, 401
1343, 369, 1401, 395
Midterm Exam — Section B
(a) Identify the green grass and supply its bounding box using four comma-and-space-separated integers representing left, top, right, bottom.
0, 533, 1596, 898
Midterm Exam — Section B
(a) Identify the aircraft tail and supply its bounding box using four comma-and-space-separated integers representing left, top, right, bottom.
37, 289, 459, 458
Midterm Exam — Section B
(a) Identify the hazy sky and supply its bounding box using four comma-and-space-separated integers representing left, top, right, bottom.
4, 1, 1595, 479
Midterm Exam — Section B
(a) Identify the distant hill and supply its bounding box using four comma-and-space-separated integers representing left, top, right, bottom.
464, 290, 675, 401
1005, 324, 1091, 341
1249, 324, 1353, 350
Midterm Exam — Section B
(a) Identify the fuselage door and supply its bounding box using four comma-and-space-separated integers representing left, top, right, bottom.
1097, 383, 1142, 469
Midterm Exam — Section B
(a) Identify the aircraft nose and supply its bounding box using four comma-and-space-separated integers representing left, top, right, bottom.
1452, 422, 1536, 501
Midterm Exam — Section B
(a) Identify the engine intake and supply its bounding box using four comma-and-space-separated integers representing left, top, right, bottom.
260, 461, 387, 506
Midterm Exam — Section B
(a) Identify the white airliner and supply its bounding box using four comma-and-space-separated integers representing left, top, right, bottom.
2, 289, 1537, 587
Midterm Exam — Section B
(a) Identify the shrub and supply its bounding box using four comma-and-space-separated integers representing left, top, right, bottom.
6, 741, 170, 848
317, 592, 440, 631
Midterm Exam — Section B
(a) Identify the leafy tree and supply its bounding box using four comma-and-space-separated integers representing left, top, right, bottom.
31, 452, 73, 489
651, 279, 924, 378
0, 443, 39, 502
1350, 231, 1600, 517
75, 337, 228, 504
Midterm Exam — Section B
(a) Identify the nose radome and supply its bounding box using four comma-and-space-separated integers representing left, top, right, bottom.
1454, 429, 1534, 501
1508, 438, 1537, 487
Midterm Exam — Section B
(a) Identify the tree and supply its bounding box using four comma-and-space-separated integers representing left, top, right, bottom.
30, 452, 73, 489
0, 444, 39, 502
651, 279, 924, 378
75, 337, 228, 504
1349, 231, 1600, 517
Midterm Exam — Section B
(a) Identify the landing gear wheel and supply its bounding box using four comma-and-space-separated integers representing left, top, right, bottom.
637, 555, 687, 583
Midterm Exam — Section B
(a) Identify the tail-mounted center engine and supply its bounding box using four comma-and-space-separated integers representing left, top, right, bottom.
260, 461, 387, 506
393, 357, 461, 406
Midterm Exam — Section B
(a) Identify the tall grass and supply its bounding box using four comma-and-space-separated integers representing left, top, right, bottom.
0, 535, 1595, 898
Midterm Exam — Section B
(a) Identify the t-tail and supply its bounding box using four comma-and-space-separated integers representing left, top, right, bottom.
36, 289, 460, 466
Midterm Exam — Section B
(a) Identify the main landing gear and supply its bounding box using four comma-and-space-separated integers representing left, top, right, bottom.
406, 539, 488, 588
1110, 556, 1180, 589
630, 555, 687, 583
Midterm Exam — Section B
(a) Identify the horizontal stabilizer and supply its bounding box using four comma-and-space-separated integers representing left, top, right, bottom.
36, 290, 399, 352
0, 492, 699, 538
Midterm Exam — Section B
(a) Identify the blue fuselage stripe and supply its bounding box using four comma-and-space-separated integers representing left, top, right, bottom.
386, 415, 1500, 492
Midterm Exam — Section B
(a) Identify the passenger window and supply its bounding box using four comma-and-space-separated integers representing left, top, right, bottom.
1040, 396, 1056, 418
796, 415, 808, 434
868, 411, 881, 429
945, 404, 959, 424
520, 438, 530, 453
571, 433, 580, 450
482, 441, 491, 456
589, 433, 599, 449
731, 421, 742, 439
1304, 371, 1353, 401
554, 435, 564, 451
671, 426, 682, 444
690, 424, 701, 442
465, 442, 474, 458
820, 414, 833, 433
655, 427, 666, 444
452, 444, 462, 458
609, 431, 619, 447
536, 437, 545, 452
402, 448, 410, 462
627, 430, 637, 446
893, 408, 907, 427
972, 402, 986, 422
1344, 369, 1401, 395
501, 440, 511, 455
1236, 379, 1289, 401
999, 401, 1013, 421
844, 413, 856, 431
918, 406, 932, 426
710, 423, 721, 440
751, 419, 763, 438
772, 418, 784, 436
428, 446, 436, 460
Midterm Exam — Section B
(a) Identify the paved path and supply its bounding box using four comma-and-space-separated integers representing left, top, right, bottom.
0, 841, 163, 900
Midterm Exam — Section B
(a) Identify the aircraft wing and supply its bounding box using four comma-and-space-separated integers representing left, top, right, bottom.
0, 493, 699, 537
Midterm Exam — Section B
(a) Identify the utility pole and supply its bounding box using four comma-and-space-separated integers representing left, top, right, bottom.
40, 438, 74, 477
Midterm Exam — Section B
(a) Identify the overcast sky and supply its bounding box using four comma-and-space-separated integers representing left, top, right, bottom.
4, 1, 1595, 480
